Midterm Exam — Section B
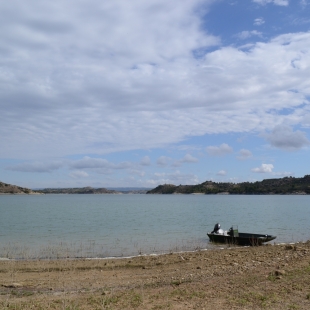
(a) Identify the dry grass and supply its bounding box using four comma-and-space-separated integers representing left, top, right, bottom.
1, 242, 310, 309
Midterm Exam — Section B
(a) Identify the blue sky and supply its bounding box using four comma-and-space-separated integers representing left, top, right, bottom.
1, 0, 310, 189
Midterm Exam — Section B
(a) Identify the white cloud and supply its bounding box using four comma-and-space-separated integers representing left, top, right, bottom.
236, 30, 263, 40
114, 162, 133, 170
172, 154, 199, 167
0, 0, 310, 162
253, 0, 289, 6
252, 164, 274, 173
206, 143, 233, 156
292, 17, 310, 25
300, 0, 308, 8
217, 170, 227, 176
302, 114, 310, 126
140, 156, 151, 166
70, 157, 132, 170
69, 171, 89, 178
272, 171, 294, 177
156, 156, 171, 167
70, 157, 111, 169
147, 170, 199, 186
254, 18, 265, 26
182, 154, 199, 163
264, 125, 310, 151
237, 149, 253, 160
6, 161, 63, 173
129, 169, 145, 177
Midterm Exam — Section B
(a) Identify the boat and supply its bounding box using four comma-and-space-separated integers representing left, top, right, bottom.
207, 223, 276, 246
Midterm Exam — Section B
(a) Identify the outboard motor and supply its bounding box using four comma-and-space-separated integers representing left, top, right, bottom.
211, 223, 221, 234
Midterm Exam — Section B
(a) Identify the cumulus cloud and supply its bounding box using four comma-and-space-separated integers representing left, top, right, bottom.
252, 164, 274, 173
156, 156, 171, 167
217, 170, 227, 176
237, 149, 253, 160
172, 154, 199, 167
302, 114, 310, 126
182, 154, 199, 163
253, 0, 289, 6
265, 125, 310, 151
129, 169, 145, 177
140, 156, 151, 166
236, 30, 262, 40
1, 0, 310, 162
206, 144, 233, 156
148, 170, 199, 186
254, 18, 265, 26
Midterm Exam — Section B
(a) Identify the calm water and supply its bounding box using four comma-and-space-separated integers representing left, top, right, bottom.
0, 194, 309, 259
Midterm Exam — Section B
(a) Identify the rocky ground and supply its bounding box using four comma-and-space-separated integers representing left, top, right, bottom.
1, 241, 310, 309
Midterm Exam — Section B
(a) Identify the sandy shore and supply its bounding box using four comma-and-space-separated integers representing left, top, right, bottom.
1, 241, 310, 309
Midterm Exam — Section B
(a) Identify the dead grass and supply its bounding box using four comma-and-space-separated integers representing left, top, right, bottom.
0, 242, 310, 309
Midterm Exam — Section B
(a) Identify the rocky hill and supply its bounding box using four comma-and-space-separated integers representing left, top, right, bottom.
147, 175, 310, 195
36, 186, 120, 194
0, 181, 37, 194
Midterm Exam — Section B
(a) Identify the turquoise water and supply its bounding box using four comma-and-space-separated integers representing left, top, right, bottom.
0, 194, 309, 258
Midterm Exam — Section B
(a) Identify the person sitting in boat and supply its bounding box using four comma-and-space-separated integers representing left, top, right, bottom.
211, 223, 224, 235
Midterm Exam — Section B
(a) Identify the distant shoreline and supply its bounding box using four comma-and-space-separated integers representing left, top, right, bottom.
147, 175, 310, 195
1, 175, 310, 194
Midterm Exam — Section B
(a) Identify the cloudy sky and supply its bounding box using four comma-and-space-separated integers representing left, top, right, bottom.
1, 0, 310, 189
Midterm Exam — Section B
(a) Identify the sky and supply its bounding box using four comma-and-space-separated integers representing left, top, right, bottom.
1, 0, 310, 189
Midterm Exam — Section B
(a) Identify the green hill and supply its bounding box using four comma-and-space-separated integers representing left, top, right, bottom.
35, 186, 119, 194
147, 175, 310, 195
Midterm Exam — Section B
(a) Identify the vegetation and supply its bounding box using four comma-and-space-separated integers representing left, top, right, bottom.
35, 186, 119, 194
2, 175, 310, 195
0, 181, 36, 195
35, 187, 150, 194
147, 175, 310, 195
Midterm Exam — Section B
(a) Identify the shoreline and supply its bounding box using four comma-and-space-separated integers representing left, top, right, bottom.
0, 239, 310, 261
0, 241, 299, 262
1, 241, 310, 309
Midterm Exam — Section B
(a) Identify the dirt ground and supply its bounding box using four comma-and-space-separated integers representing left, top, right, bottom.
1, 241, 310, 309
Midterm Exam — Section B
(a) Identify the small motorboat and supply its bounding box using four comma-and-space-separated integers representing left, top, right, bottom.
207, 223, 276, 246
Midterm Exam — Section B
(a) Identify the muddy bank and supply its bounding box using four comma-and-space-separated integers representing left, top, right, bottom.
1, 242, 310, 309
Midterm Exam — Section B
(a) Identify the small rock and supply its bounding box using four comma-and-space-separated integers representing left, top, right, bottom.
275, 270, 286, 276
285, 245, 294, 250
2, 283, 23, 288
102, 291, 110, 295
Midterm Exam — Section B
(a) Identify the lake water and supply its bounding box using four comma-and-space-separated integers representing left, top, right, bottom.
0, 194, 309, 259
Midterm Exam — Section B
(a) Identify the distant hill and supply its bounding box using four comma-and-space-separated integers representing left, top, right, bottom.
0, 181, 37, 194
3, 176, 310, 195
36, 187, 119, 194
35, 186, 151, 194
147, 175, 310, 195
